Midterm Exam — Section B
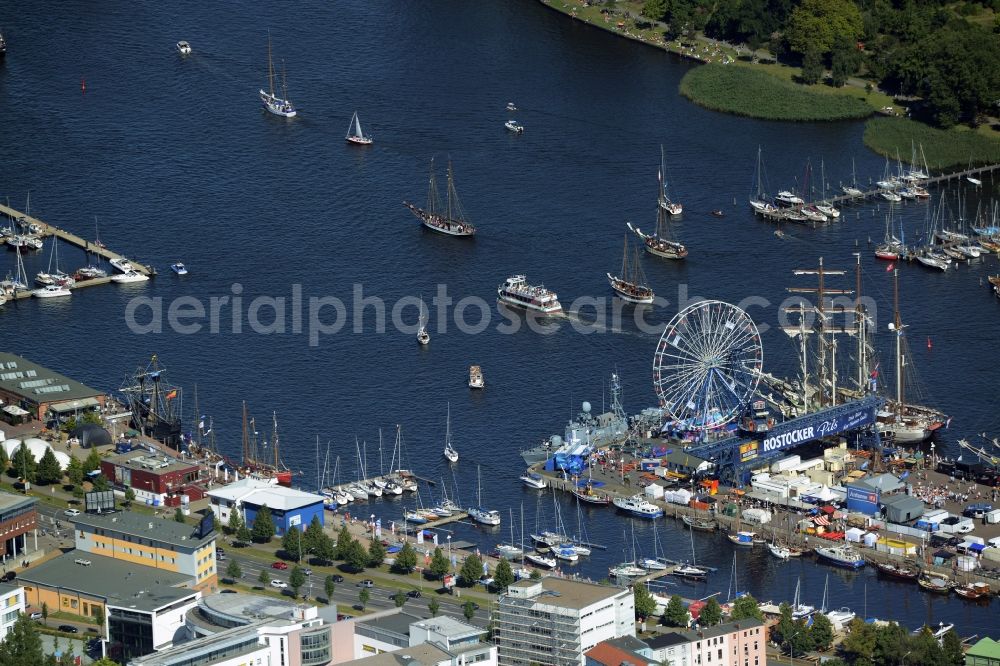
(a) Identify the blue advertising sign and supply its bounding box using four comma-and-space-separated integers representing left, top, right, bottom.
847, 484, 880, 515
761, 406, 875, 454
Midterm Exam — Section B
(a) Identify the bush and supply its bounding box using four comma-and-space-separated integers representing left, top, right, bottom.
680, 63, 873, 121
863, 117, 1000, 170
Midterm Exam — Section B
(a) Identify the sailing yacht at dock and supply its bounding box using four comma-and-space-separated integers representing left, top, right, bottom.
404, 158, 475, 237
259, 34, 296, 118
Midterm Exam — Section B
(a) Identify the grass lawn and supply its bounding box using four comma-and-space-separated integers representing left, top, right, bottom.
863, 117, 1000, 170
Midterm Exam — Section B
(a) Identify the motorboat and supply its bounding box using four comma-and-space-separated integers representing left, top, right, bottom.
640, 557, 668, 570
112, 271, 149, 283
825, 607, 856, 627
768, 543, 791, 559
672, 564, 709, 579
612, 494, 664, 519
171, 262, 188, 275
504, 119, 524, 133
76, 265, 107, 279
176, 41, 191, 55
727, 531, 756, 546
497, 275, 562, 314
109, 257, 134, 273
815, 545, 866, 569
552, 545, 579, 562
879, 190, 902, 202
609, 562, 645, 578
468, 506, 501, 526
520, 472, 548, 490
32, 283, 71, 298
525, 553, 557, 569
403, 510, 427, 524
469, 365, 484, 389
383, 481, 403, 496
775, 191, 804, 206
506, 102, 517, 111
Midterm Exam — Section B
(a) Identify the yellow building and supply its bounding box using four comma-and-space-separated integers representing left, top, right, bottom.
71, 510, 218, 590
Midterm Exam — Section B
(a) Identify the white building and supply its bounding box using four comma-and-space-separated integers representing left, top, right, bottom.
353, 610, 495, 666
493, 576, 635, 666
645, 619, 768, 666
0, 583, 25, 641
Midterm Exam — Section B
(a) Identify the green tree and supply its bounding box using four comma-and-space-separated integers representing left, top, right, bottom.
367, 539, 386, 568
830, 34, 860, 87
786, 619, 815, 657
124, 487, 136, 505
429, 597, 440, 617
343, 539, 369, 572
282, 526, 303, 561
0, 445, 7, 471
729, 594, 764, 621
313, 530, 336, 564
258, 569, 270, 587
459, 554, 483, 587
801, 45, 824, 85
251, 505, 274, 543
529, 568, 542, 580
493, 557, 515, 592
786, 0, 863, 57
429, 547, 450, 579
289, 566, 306, 598
873, 621, 910, 666
662, 594, 689, 627
774, 602, 795, 646
10, 443, 37, 482
358, 587, 370, 609
324, 575, 336, 601
393, 589, 407, 608
227, 510, 243, 535
91, 659, 120, 666
41, 602, 48, 625
633, 583, 658, 620
942, 630, 964, 666
236, 522, 252, 545
841, 619, 877, 663
226, 559, 242, 580
82, 448, 102, 474
642, 0, 669, 21
174, 507, 186, 523
303, 516, 325, 555
35, 449, 63, 485
700, 597, 723, 626
463, 600, 477, 621
335, 525, 353, 559
65, 456, 83, 486
393, 542, 418, 574
810, 612, 834, 651
91, 474, 110, 492
0, 613, 45, 666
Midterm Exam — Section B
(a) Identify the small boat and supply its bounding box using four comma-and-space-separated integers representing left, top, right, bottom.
468, 365, 484, 389
841, 184, 864, 198
506, 102, 517, 111
711, 209, 725, 218
365, 482, 382, 498
0, 30, 6, 58
346, 483, 369, 501
520, 472, 548, 490
612, 494, 664, 519
553, 545, 579, 562
259, 35, 296, 118
640, 557, 668, 571
875, 561, 919, 580
658, 146, 683, 215
967, 176, 982, 187
497, 275, 562, 314
681, 515, 717, 531
496, 543, 524, 560
404, 158, 476, 236
875, 244, 901, 260
774, 229, 786, 239
801, 206, 828, 223
417, 295, 430, 345
109, 257, 134, 273
112, 271, 150, 283
955, 245, 981, 258
76, 265, 107, 279
880, 190, 902, 202
607, 234, 654, 304
917, 573, 952, 594
403, 510, 428, 524
176, 41, 191, 55
504, 119, 524, 133
32, 283, 71, 298
171, 262, 188, 275
825, 607, 857, 627
916, 255, 949, 271
345, 111, 373, 145
727, 531, 755, 546
525, 553, 557, 569
609, 562, 646, 579
468, 466, 500, 525
383, 480, 403, 496
442, 404, 458, 463
815, 545, 866, 569
775, 190, 804, 206
953, 581, 990, 600
671, 564, 709, 579
768, 543, 790, 560
572, 482, 611, 506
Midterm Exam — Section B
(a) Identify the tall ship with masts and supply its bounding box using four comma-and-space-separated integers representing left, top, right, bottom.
404, 158, 475, 237
627, 153, 688, 259
240, 402, 293, 486
607, 234, 654, 303
121, 355, 183, 450
259, 34, 296, 118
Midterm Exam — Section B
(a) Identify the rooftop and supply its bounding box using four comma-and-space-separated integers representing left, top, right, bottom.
17, 552, 196, 612
647, 618, 766, 647
199, 591, 310, 626
585, 640, 651, 666
0, 352, 104, 404
882, 494, 924, 509
507, 576, 628, 610
343, 642, 453, 666
410, 615, 486, 642
358, 611, 422, 638
0, 582, 21, 598
72, 510, 216, 549
129, 622, 264, 666
853, 473, 904, 494
207, 478, 324, 511
106, 449, 200, 475
967, 637, 1000, 659
0, 490, 36, 514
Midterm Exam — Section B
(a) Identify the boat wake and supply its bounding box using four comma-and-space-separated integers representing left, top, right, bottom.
560, 309, 656, 338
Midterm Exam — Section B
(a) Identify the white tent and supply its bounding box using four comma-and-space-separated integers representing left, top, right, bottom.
845, 527, 866, 543
2, 437, 70, 470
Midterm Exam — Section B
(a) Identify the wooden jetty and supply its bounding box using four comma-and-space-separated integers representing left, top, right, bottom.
0, 201, 153, 298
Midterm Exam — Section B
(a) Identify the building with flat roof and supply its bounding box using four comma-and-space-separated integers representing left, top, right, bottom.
72, 510, 218, 589
494, 577, 635, 666
0, 352, 106, 423
0, 582, 25, 641
339, 642, 454, 666
966, 638, 1000, 666
17, 552, 200, 662
100, 450, 206, 505
207, 477, 324, 537
0, 490, 37, 562
645, 619, 767, 666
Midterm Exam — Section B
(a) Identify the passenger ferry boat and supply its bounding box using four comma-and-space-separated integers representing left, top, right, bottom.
612, 494, 664, 519
468, 365, 484, 389
497, 275, 562, 314
815, 545, 866, 569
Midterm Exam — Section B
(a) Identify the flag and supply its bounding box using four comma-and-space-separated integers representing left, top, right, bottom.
166, 390, 178, 400
886, 263, 894, 272
198, 419, 205, 430
870, 363, 879, 379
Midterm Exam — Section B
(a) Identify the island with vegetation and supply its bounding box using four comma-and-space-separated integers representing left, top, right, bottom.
538, 0, 1000, 169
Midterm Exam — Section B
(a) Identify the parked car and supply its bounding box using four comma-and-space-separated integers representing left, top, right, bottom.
0, 571, 15, 583
331, 575, 344, 583
58, 625, 79, 634
29, 611, 43, 620
301, 567, 312, 576
63, 509, 81, 517
406, 590, 422, 598
271, 561, 289, 570
357, 579, 374, 588
74, 558, 92, 566
270, 580, 288, 589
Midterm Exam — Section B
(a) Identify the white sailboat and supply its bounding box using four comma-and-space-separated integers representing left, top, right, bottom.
417, 295, 430, 345
629, 151, 687, 259
495, 507, 525, 560
658, 145, 682, 215
259, 34, 296, 118
36, 237, 74, 287
345, 111, 372, 145
443, 403, 458, 463
468, 466, 500, 526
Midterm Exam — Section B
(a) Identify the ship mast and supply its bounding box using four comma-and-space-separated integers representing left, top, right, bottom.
892, 269, 905, 412
266, 33, 275, 97
426, 158, 439, 216
241, 401, 250, 466
272, 412, 281, 470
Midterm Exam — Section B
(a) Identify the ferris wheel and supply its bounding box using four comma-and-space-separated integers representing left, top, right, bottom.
653, 300, 763, 431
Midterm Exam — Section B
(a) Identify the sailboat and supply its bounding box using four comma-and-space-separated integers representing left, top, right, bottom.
841, 159, 864, 198
878, 269, 947, 443
875, 210, 904, 261
468, 466, 500, 525
671, 527, 708, 579
495, 507, 525, 560
345, 111, 373, 145
259, 34, 296, 118
749, 146, 779, 214
628, 163, 688, 259
640, 518, 668, 570
815, 160, 840, 219
404, 158, 476, 236
790, 578, 816, 620
658, 146, 683, 216
443, 404, 458, 463
417, 295, 430, 345
607, 234, 654, 303
35, 237, 74, 287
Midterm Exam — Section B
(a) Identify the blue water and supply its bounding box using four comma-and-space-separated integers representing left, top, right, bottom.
1, 0, 997, 635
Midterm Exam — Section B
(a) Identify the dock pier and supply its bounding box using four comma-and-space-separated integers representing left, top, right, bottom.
1, 201, 153, 300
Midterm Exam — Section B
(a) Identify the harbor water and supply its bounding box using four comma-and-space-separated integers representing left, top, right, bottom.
0, 0, 997, 635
